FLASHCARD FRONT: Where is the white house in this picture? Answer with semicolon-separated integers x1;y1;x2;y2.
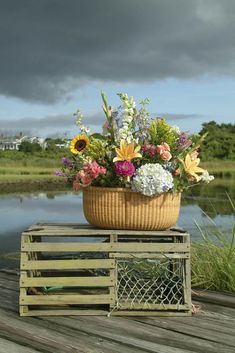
0;135;47;150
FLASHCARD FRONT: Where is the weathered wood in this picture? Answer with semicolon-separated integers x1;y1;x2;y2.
168;315;235;335
19;224;191;316
192;289;235;308
46;315;235;353
1;270;235;353
20;276;114;287
1;306;179;353
22;309;110;316
116;303;190;310
109;234;118;310
110;252;190;258
20;294;113;305
23;223;188;237
132;317;235;348
0;338;39;353
21;242;189;252
0;308;143;353
21;258;115;270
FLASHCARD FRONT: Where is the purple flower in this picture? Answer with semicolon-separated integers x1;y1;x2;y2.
176;132;192;150
61;157;72;167
115;161;135;177
54;170;65;177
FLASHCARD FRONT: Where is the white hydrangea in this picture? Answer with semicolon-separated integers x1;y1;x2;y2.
131;163;174;196
200;171;214;183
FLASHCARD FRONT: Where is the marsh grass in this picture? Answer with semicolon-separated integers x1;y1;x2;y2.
191;193;235;292
201;161;235;178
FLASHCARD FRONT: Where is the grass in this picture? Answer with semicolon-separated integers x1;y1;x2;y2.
0;166;59;183
191;193;235;292
201;161;235;177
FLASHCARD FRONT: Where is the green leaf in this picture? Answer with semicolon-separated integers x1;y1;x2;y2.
90;133;107;140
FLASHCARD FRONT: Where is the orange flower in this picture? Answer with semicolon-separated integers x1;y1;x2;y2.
113;140;142;162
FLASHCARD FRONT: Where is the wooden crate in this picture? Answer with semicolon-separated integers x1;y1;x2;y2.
19;224;191;316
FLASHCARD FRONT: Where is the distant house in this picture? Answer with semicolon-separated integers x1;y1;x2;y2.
0;135;47;150
55;141;70;149
0;136;23;150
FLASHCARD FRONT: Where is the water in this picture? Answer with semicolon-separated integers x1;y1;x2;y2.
0;181;234;268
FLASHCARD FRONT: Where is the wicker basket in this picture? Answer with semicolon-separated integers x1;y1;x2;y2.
83;187;181;230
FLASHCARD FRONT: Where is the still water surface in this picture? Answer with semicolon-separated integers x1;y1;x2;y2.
0;181;234;268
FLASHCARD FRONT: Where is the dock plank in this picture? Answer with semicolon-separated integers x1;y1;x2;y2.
0;270;235;353
56;315;235;353
0;337;40;353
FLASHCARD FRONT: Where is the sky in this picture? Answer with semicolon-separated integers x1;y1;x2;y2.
0;0;235;138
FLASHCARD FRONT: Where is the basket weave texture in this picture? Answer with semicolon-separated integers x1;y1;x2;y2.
83;187;181;230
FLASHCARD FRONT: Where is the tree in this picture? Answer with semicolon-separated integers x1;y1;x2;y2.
18;141;42;153
199;121;235;161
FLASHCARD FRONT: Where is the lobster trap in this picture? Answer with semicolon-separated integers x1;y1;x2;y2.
19;224;191;316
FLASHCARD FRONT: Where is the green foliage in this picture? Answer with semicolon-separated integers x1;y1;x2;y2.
18;141;42;153
148;119;178;148
191;194;235;292
87;138;107;162
199;121;235;161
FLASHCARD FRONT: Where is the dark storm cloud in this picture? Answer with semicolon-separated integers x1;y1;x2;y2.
1;0;235;102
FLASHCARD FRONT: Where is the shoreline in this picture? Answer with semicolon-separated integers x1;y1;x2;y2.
0;178;68;194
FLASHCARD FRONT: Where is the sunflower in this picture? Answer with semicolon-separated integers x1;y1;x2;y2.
70;135;89;154
113;140;142;162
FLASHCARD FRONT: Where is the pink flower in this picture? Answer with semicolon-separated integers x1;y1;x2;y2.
156;142;172;161
156;142;170;154
77;170;92;186
115;161;135;177
160;150;172;161
83;161;106;179
73;180;81;191
141;144;157;157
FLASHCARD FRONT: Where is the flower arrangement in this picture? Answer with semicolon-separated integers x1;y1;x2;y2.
56;92;214;196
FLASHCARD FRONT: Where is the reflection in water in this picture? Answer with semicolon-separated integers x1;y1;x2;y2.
0;180;234;268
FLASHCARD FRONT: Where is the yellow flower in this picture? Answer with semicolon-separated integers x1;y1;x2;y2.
70;135;89;154
113;140;142;162
179;153;206;182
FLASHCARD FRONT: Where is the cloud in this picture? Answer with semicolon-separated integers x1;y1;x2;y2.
159;113;201;120
1;0;235;103
0;111;203;137
0;111;104;136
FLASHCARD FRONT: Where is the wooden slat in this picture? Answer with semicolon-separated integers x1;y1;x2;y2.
23;227;188;237
111;311;191;317
21;242;189;252
110;253;189;259
109;234;118;310
21;309;109;316
22;309;191;317
117;303;190;310
20;276;113;287
21;259;115;270
20;294;113;305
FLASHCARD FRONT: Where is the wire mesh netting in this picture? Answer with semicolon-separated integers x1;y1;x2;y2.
116;257;185;309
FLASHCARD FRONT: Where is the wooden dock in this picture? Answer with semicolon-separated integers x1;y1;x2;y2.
0;269;235;353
